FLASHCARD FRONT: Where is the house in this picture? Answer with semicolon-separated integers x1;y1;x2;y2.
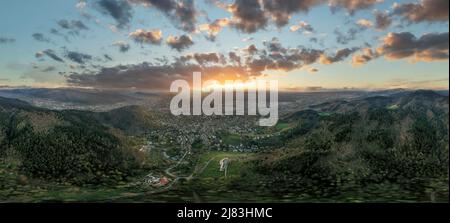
159;177;170;186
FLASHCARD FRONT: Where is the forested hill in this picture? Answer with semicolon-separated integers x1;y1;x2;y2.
245;90;449;196
0;96;155;184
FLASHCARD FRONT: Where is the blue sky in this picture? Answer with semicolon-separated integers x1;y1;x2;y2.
0;0;448;90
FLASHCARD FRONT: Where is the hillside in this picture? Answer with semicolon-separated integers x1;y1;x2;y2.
0;97;146;185
92;105;159;134
235;91;449;200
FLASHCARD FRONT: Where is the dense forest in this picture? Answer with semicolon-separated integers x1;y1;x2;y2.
0;97;153;185
235;90;449;196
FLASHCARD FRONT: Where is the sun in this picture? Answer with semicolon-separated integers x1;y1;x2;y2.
201;80;258;92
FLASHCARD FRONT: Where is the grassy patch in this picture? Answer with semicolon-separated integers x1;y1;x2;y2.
387;104;399;110
275;122;291;131
318;112;332;117
196;151;249;180
221;133;242;146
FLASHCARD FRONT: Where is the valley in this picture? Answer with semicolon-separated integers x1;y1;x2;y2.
0;88;448;202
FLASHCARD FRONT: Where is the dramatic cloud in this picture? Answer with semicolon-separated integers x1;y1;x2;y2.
264;37;287;53
393;0;449;23
0;37;15;44
290;21;315;33
32;33;51;43
65;51;93;64
374;10;392;30
377;32;449;62
67;62;250;90
245;38;345;72
129;29;163;45
66;38;364;90
173;0;197;32
198;18;230;41
35;49;65;63
224;0;384;33
57;19;89;33
262;0;324;27
130;0;176;11
352;32;449;65
180;52;222;65
352;47;378;66
228;52;241;65
97;0;133;29
228;0;268;33
166;35;194;51
244;44;258;55
320;47;359;64
113;41;131;52
131;0;198;32
356;19;373;29
334;27;359;44
329;0;384;14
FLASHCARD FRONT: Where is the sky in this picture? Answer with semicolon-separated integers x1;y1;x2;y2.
0;0;448;91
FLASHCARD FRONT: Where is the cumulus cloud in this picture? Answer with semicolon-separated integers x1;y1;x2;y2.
228;0;268;33
57;19;89;33
374;10;392;30
352;32;449;65
130;0;175;10
393;0;449;23
264;37;287;53
181;52;222;65
166;35;194;51
130;0;198;32
0;37;15;44
320;47;359;64
198;18;230;41
173;0;197;32
67;62;249;90
356;19;373;28
262;0;324;27
329;0;384;14
35;49;65;63
32;33;51;43
97;0;133;29
228;52;241;65
290;21;315;33
244;44;259;55
66;39;364;90
334;27;359;44
227;0;320;32
129;29;163;45
377;32;449;62
65;51;93;64
113;41;131;52
224;0;384;33
246;39;336;72
352;47;378;66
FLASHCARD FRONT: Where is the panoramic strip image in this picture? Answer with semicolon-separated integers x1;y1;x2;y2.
0;0;448;204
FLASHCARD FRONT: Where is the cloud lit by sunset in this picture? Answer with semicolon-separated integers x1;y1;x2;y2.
0;0;448;91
